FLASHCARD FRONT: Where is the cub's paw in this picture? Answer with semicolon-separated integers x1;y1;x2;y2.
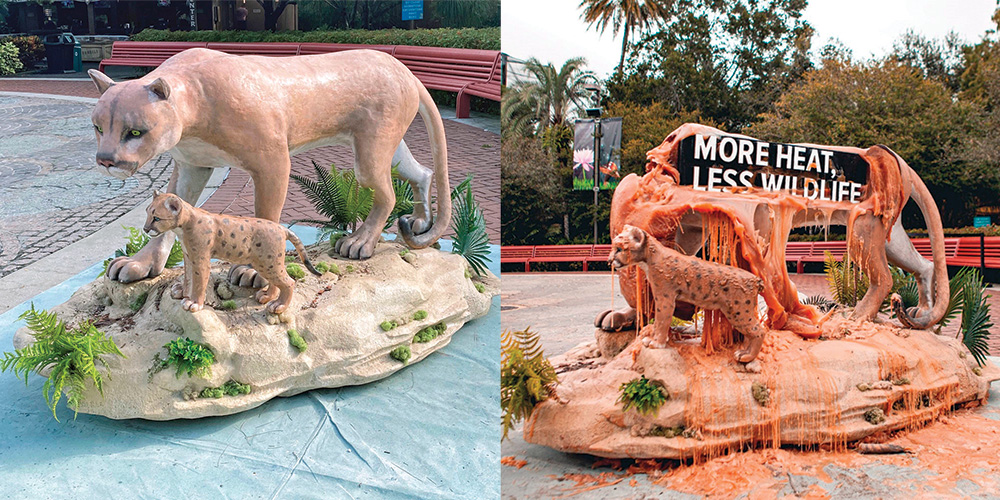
229;264;268;289
265;300;289;314
641;337;668;349
181;299;203;312
335;229;377;260
106;255;162;283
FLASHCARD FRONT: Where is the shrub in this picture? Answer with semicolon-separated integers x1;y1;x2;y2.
219;300;237;311
414;322;447;343
0;41;22;76
413;310;428;321
474;282;486;293
130;27;500;50
286;263;305;280
2;306;125;420
287;329;307;352
618;376;668;416
200;380;251;399
380;320;397;332
501;328;557;440
390;345;411;364
451;176;491;276
163;337;215;378
314;261;330;274
7;35;43;69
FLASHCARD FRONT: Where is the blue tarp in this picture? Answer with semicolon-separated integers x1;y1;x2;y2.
0;229;500;499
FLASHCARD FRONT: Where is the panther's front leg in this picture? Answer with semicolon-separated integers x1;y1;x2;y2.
643;294;677;349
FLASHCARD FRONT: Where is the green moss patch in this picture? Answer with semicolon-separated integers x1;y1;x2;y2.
287;329;307;352
390;345;411;364
200;380;252;399
413;310;428;321
286;263;306;280
618;376;667;416
864;407;886;425
752;381;770;407
414;322;447;343
380;320;398;332
219;299;238;311
474;282;486;293
314;261;330;274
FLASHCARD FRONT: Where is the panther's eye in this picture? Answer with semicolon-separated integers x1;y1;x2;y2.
152;216;160;222
94;125;103;134
129;129;143;137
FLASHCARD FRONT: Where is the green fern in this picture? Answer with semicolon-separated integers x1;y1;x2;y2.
825;253;913;313
937;267;975;333
618;375;668;416
451;176;491;276
501;328;557;441
100;226;183;278
958;268;993;367
1;305;125;420
163;337;215;378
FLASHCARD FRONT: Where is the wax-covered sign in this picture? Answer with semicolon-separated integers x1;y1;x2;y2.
677;134;869;203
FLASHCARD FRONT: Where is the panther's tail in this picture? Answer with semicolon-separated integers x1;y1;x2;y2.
285;228;321;276
398;82;451;248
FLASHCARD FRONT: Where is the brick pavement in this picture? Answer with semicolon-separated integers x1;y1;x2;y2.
0;94;172;278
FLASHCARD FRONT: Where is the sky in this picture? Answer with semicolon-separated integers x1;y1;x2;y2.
501;0;999;79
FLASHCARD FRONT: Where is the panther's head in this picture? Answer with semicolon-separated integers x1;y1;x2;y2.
609;225;648;270
143;190;185;237
89;70;183;180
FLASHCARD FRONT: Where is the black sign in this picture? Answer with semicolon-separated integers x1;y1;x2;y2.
678;134;869;203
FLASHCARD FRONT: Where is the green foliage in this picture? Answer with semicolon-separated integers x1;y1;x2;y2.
824;252;909;312
413;310;428;321
100;226;183;278
390;345;411;364
501;57;596;138
617;375;668;416
286;263;305;280
474;282;486;293
285;255;296;263
314;261;330;274
501;328;557;440
130;292;148;312
451;177;492;276
414;322;447;343
346;265;355;273
380;320;397;332
163;338;215;379
938;267;977;332
0;41;22;76
291;162;414;240
287;329;307;353
328;263;342;275
200;380;251;399
958;269;993;367
751;381;770;407
219;300;238;311
864;407;886;425
1;305;124;420
580;0;672;73
802;294;835;312
131;27;500;50
6;35;43;69
500;136;565;245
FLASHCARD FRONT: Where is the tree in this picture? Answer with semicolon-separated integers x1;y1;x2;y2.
255;0;297;31
579;0;673;74
891;29;964;93
750;59;996;227
501;57;597;139
501;136;565;245
605;0;812;131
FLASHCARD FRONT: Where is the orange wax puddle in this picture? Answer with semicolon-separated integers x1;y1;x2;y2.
512;410;1000;498
500;456;527;469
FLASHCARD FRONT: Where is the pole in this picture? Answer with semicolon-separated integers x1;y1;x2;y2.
981;233;986;278
593;117;602;245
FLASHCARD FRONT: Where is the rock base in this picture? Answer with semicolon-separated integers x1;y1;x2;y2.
13;241;497;420
524;323;1000;459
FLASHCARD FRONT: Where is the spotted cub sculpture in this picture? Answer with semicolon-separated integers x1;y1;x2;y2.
609;225;767;363
144;191;320;314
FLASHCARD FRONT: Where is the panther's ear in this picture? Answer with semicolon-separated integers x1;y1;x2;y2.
153;189;162;198
626;225;646;249
146;78;170;100
165;196;181;215
88;69;115;95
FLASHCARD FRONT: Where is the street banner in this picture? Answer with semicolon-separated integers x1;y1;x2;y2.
573;117;623;191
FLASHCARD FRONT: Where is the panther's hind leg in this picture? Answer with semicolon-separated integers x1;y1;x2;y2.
850;213;893;322
885;219;934;318
393;140;433;235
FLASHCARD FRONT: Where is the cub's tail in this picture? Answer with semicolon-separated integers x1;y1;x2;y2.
285;228;322;276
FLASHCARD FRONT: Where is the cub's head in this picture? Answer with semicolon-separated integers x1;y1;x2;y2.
144;190;185;237
609;225;649;270
89;70;183;180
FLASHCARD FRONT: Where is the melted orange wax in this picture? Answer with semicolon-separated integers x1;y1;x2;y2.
554;410;1000;499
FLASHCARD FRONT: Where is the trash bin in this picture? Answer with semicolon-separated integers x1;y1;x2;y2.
43;33;82;74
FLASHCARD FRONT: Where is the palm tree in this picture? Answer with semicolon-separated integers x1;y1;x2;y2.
502;57;597;138
579;0;673;74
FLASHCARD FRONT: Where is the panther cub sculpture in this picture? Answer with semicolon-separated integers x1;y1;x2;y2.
143;191;320;314
609;225;767;363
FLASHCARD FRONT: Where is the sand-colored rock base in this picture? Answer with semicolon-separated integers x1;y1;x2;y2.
524;322;1000;460
13;241;497;420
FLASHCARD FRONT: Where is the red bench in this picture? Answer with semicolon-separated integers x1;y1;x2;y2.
97;41;501;118
98;41;208;72
500;246;534;272
950;236;1000;268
